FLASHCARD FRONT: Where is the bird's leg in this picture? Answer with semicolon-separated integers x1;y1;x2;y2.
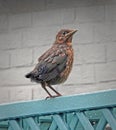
47;84;62;97
41;83;53;98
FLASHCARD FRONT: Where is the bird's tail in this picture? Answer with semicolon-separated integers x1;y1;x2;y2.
25;72;33;78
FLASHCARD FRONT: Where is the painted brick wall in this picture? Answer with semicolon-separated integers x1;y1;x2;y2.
0;0;116;103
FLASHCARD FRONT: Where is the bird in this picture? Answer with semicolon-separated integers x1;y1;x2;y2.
25;29;77;98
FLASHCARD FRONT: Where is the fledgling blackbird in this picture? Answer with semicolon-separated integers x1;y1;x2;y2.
25;29;77;98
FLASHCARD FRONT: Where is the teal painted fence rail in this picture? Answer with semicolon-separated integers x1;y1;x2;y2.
0;89;116;130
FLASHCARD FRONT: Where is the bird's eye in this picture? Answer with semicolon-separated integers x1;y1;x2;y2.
62;31;67;35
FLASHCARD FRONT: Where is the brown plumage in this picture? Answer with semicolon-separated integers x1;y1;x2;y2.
25;29;77;98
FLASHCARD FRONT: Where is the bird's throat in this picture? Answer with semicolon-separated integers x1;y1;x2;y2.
66;42;72;46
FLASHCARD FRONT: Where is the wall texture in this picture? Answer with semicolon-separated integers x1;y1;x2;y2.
0;0;116;103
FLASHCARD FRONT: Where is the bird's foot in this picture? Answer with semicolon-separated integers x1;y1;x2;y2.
45;94;62;99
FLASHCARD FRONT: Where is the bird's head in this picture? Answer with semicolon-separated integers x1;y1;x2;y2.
55;29;77;45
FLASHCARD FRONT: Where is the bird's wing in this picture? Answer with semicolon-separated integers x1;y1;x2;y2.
33;46;67;82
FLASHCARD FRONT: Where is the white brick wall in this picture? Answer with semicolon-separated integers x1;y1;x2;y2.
32;9;63;26
9;13;32;29
66;64;95;84
106;42;116;62
0;67;34;86
75;44;106;64
0;51;10;69
105;5;116;21
77;23;94;44
0;31;22;49
75;6;105;23
10;48;33;67
9;86;32;102
95;62;116;82
0;14;8;32
0;0;116;103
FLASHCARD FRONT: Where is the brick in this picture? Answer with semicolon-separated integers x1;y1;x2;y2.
0;14;8;32
57;84;97;96
33;45;50;64
95;62;116;82
94;21;116;42
76;6;105;23
9;13;32;29
0;31;22;50
10;86;32;102
22;27;60;47
106;43;116;62
66;64;95;84
0;2;9;14
32;84;50;99
0;88;10;104
74;44;106;64
104;0;116;5
93;81;116;91
31;0;46;11
10;48;33;67
0;67;34;86
93;22;113;42
6;0;46;13
32;9;63;26
94;21;116;43
105;5;116;21
110;22;116;41
0;51;10;68
73;45;80;64
58;81;116;96
22;28;39;47
76;23;94;44
61;23;77;29
63;8;75;24
46;0;78;9
46;0;99;10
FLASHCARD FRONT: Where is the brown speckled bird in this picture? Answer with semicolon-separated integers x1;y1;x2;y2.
25;29;77;98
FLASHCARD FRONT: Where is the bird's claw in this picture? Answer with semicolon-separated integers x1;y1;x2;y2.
45;94;62;99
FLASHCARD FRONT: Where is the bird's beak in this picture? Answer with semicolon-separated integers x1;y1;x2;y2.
65;29;77;37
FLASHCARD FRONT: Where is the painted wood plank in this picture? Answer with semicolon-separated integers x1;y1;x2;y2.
53;115;69;130
69;114;79;130
76;112;94;130
9;120;21;130
49;120;57;130
24;117;40;130
96;116;107;130
102;108;116;130
0;89;116;121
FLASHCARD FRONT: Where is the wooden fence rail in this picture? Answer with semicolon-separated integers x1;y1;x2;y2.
0;89;116;130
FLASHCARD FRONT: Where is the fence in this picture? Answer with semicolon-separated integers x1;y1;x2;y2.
0;89;116;130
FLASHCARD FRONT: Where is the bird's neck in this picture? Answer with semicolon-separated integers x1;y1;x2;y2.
66;42;72;47
54;41;72;47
